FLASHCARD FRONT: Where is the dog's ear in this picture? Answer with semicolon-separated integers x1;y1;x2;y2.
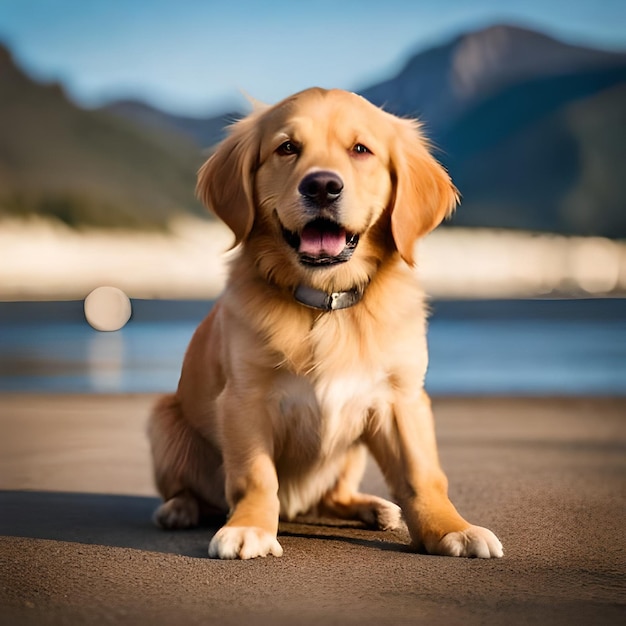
389;118;459;266
196;114;260;246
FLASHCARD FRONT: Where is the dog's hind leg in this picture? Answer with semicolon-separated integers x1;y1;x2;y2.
147;394;226;529
318;444;403;530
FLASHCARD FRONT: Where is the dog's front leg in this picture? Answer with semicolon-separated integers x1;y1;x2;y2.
208;391;283;560
368;390;503;558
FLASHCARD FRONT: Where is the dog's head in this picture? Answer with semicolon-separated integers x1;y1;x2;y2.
197;88;458;292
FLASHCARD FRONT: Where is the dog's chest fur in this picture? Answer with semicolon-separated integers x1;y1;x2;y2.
270;367;392;519
266;311;397;519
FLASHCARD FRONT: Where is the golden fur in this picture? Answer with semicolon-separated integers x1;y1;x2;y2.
148;88;503;559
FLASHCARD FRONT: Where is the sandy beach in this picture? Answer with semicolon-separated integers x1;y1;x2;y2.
1;393;624;625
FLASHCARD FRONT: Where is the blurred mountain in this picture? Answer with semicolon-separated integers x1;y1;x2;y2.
1;24;625;236
360;24;624;128
0;44;205;228
100;100;237;150
359;24;626;237
438;68;626;235
103;24;626;237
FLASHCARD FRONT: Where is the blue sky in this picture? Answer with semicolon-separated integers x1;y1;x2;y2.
1;0;624;116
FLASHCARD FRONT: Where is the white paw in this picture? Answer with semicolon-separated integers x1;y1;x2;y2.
208;526;284;560
435;525;503;559
370;499;403;531
153;496;199;529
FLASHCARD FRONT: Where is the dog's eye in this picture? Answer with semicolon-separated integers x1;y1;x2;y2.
276;141;300;156
351;143;372;156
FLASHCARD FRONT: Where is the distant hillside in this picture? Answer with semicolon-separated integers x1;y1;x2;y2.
0;45;206;229
102;24;626;238
439;67;626;235
2;24;625;236
101;100;239;150
360;24;624;131
358;24;626;237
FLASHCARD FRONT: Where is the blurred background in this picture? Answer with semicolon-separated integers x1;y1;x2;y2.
0;0;625;395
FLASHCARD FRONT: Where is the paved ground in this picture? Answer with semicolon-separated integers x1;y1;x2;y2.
1;394;625;625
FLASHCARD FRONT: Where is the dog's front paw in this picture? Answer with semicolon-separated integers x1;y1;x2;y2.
432;525;503;559
208;526;284;560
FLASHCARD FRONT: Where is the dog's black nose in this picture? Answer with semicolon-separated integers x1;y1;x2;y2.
298;171;344;206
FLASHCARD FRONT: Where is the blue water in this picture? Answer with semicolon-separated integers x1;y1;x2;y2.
0;300;625;395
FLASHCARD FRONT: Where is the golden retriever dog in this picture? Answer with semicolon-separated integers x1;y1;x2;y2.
148;87;503;560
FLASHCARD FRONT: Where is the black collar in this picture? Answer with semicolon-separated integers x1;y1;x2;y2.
294;284;364;311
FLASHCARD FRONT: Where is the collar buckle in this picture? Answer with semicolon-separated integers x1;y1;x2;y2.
294;284;363;311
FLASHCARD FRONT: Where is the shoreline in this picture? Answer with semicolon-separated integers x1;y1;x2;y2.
1;216;625;301
1;296;626;324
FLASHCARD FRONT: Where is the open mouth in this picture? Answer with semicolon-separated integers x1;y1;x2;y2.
281;218;360;267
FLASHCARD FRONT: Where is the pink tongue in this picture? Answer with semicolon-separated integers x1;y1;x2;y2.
299;223;346;257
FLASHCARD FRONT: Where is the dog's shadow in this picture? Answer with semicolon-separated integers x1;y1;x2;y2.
0;490;222;558
0;490;410;558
